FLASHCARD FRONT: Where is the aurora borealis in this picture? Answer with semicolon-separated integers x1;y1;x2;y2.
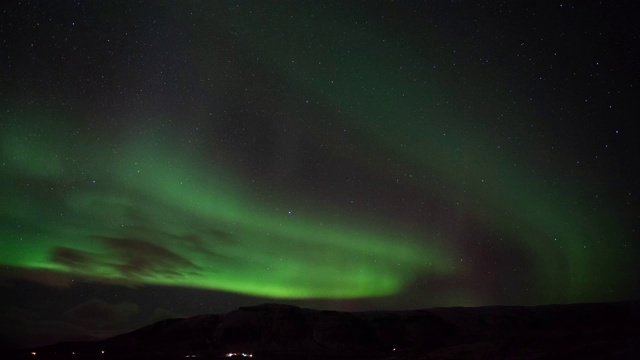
1;1;639;348
2;117;452;299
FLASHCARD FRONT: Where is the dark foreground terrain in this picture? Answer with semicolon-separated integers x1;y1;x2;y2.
5;301;640;359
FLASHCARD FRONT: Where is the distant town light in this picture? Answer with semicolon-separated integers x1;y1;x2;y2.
225;353;253;358
30;352;37;356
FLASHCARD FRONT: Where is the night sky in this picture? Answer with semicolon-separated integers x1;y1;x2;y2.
1;1;639;349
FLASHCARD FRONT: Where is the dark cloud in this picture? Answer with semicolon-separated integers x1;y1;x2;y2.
51;247;97;269
0;265;138;289
2;236;205;288
65;299;139;328
121;225;234;262
101;237;201;277
0;265;76;288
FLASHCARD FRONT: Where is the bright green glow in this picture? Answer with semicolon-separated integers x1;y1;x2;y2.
0;117;453;299
1;3;635;306
212;2;635;303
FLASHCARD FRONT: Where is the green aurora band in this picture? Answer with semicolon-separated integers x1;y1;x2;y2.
0;116;453;299
0;2;636;305
211;2;633;303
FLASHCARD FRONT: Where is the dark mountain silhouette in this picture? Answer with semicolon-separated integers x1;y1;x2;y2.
6;301;640;359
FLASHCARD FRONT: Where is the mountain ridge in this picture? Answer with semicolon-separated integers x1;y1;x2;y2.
7;300;640;359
